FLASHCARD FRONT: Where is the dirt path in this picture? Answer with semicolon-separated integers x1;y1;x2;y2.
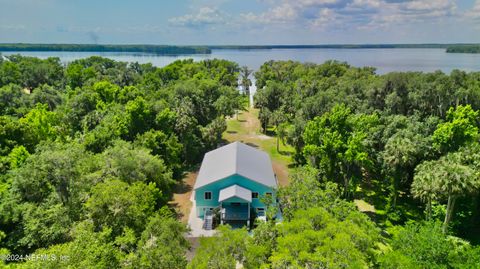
170;108;292;222
169;171;196;224
223;108;292;186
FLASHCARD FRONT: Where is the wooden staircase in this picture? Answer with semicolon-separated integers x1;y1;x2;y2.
203;210;213;230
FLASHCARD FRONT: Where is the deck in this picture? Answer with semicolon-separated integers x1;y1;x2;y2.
221;203;249;220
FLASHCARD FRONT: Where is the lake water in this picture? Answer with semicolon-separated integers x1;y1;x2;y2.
2;48;480;74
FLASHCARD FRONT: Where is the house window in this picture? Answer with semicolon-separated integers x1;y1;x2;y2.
204;192;212;200
252;192;259;199
231;202;241;206
257;208;265;216
265;192;272;197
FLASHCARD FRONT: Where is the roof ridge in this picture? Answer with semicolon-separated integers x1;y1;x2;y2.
194;141;277;189
234;141;240;176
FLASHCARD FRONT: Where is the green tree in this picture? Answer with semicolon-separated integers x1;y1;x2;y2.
85;179;160;237
412;152;480;233
411;160;438;220
379;221;461;268
240;66;252;97
0;84;24;115
382;130;427;208
134;130;183;176
276;122;289;154
19;103;58;144
132;214;189;269
213;90;244;119
18;221;122;269
303;104;373;197
92;81;120;103
17;200;72;250
29;84;63;111
102;141;174;195
271;110;287;152
244;221;277;269
82;106;129;153
188;226;248;269
11;142;95;206
0;61;21;86
124;96;153;140
270;207;378;268
432;105;479;154
200;117;227;150
7;145;30;169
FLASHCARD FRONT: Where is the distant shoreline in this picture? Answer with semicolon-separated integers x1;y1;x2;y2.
2;43;480;55
209;44;477;50
0;44;211;55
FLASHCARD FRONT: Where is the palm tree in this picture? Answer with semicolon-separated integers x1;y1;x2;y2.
276;122;289;153
383;133;418;208
411;161;438;220
271;110;287;152
437;155;476;233
240;66;252;97
412;153;480;233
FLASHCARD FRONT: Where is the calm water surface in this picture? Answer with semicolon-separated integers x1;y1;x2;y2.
3;48;480;74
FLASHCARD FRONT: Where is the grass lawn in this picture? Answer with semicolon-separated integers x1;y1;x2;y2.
223;108;293;186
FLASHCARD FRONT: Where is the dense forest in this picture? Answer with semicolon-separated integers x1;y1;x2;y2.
0;44;211;55
0;54;244;268
1;54;480;268
192;61;480;268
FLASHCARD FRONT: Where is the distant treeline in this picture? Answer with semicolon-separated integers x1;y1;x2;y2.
3;43;480;54
0;43;211;55
446;45;480;54
209;44;471;50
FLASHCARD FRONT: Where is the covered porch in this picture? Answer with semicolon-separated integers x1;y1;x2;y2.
219;185;252;227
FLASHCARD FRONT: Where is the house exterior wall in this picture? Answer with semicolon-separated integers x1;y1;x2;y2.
195;174;276;218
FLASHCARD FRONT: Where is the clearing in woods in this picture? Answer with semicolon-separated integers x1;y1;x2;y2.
169;108;293;223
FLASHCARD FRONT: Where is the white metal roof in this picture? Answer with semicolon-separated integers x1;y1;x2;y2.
218;185;252;202
194;141;277;189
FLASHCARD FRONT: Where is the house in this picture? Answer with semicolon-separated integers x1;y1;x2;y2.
194;141;277;227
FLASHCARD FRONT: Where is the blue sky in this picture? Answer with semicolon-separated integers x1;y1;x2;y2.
0;0;479;44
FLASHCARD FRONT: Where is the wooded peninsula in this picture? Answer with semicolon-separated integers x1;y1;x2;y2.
446;45;480;53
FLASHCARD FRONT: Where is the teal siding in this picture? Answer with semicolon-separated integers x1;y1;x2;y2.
195;174;276;218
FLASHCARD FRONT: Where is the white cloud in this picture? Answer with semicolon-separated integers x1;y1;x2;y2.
351;0;381;7
241;3;298;24
240;0;343;25
240;0;458;31
404;0;455;11
296;0;344;6
169;7;226;28
311;8;341;28
465;0;480;20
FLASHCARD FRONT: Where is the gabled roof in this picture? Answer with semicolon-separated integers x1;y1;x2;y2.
194;141;277;189
218;185;252;202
